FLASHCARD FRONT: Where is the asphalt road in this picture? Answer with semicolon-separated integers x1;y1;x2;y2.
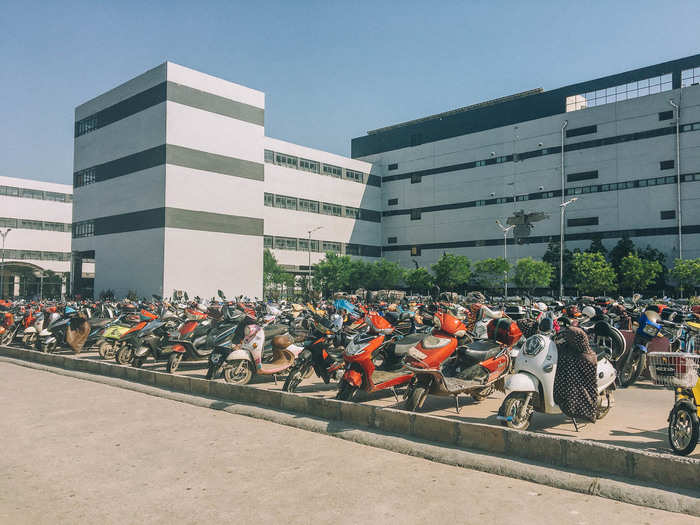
0;362;695;525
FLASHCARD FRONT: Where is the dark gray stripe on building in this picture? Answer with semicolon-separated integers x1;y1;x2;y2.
75;81;263;137
93;207;263;237
166;144;263;181
383;224;700;253
74;144;263;187
166;82;264;126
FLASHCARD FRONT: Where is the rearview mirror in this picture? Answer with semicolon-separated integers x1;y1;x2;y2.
218;290;225;299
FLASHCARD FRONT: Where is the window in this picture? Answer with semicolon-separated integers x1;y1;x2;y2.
659;110;674;121
681;67;700;88
660;210;676;220
568;170;598;182
75;116;98;137
0;186;19;197
345;244;360;256
275;194;297;210
567;217;599;227
264;149;275;163
274;236;297;250
298;238;319;252
322;241;341;253
264;236;273;248
264;193;274;206
410;246;421;256
298;199;319;214
660;160;675;170
566;74;672;112
72;220;95;238
387;198;398;206
410;209;421;221
20;219;43;230
410;174;422;184
322;163;343;178
345;169;364;183
344;206;359;218
566;125;597;138
299;158;320;173
475;160;486;167
20;188;43;200
275;153;298;169
0;218;17;228
388;163;398;171
495;156;507;163
321;203;342;216
387;237;397;244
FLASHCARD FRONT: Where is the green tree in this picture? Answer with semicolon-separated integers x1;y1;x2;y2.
263;249;284;296
404;267;434;294
513;258;553;294
638;245;667;293
619;253;662;293
586;235;608;258
347;259;369;291
609;235;636;272
670;258;700;296
366;259;405;290
471;258;510;294
312;253;352;295
542;239;573;292
431;253;471;292
571;252;617;295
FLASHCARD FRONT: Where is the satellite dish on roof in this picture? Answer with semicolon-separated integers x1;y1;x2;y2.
507;210;549;243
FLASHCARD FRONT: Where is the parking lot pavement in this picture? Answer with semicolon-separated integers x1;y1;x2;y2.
63;345;697;458
0;362;696;525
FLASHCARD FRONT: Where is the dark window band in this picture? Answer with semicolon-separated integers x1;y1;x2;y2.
75;81;264;137
382;224;700;253
74;144;263;187
75;208;264;237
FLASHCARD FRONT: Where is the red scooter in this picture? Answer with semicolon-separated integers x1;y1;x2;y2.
335;306;465;402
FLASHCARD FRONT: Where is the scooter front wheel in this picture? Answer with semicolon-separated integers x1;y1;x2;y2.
404;385;428;412
668;402;699;456
98;339;115;359
115;345;133;365
283;362;310;393
223;360;253;385
499;393;533;430
618;351;645;388
596;388;614;420
336;380;358;401
167;353;183;373
41;340;57;354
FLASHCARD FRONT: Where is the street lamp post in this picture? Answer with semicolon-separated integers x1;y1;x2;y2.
0;228;11;300
496;220;515;299
559;197;578;299
307;226;322;300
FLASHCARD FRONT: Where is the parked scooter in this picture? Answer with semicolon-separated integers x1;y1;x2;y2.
499;316;617;430
403;317;522;411
22;309;45;349
125;305;182;367
114;308;158;364
617;308;664;387
37;306;80;353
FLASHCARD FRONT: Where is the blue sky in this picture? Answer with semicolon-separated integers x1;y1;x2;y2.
2;0;699;184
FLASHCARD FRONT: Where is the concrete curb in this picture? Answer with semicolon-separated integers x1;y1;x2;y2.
1;346;699;516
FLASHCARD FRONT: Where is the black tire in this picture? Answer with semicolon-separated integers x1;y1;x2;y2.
498;392;533;430
42;340;57;354
223;360;253;385
98;339;115;359
336;380;358;401
472;385;494;402
167;353;183;374
115;345;133;365
404;385;428;412
668;402;699;456
597;388;613;420
283;362;310;393
132;356;145;368
619;350;645;388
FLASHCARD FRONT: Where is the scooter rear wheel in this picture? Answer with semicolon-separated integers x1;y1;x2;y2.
41;340;57;354
98;340;115;359
471;385;494;402
404;386;428;412
167;353;183;374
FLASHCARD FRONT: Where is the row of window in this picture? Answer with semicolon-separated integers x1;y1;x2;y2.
72;221;95;238
566;74;673;112
0;185;72;203
382;121;700;183
74;168;97;187
390;171;698;220
263;235;381;257
75;116;99;137
263;192;380;222
682;67;700;88
0;217;71;232
2;249;71;261
264;149;369;185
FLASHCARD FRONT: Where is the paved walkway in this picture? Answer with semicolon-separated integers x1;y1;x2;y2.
0;362;695;525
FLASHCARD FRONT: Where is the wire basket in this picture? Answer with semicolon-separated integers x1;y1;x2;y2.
647;352;700;389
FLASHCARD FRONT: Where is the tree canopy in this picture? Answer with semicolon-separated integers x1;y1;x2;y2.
513;257;553;294
670;258;700;295
619;253;662;292
571;252;617;295
471;258;510;293
404;267;434;294
431;253;471;292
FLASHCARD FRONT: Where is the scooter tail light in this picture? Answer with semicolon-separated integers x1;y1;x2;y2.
172;344;186;353
344;369;362;387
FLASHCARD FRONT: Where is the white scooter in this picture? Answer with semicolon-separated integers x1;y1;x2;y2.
498;316;617;431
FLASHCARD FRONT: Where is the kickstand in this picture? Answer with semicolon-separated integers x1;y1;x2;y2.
273;374;278;385
454;395;460;414
391;387;400;405
572;417;579;432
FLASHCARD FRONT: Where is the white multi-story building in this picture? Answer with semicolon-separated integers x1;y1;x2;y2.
0;176;73;298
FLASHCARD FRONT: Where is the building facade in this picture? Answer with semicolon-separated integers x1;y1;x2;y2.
0;176;74;298
353;55;700;270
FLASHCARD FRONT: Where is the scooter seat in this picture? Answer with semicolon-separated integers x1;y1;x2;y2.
460;340;502;362
88;318;112;328
421;335;452;350
394;333;426;355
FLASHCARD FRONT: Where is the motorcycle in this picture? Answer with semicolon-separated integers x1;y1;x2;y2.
21;309;45;349
403;316;522;412
114;308;158;364
617;309;664;387
499;316;617;431
125;306;182;367
37;306;80;353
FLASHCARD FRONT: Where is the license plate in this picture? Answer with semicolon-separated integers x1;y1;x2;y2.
643;325;658;337
655;364;675;376
408;347;427;360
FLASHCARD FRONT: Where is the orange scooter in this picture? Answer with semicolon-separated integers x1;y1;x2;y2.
336;305;465;402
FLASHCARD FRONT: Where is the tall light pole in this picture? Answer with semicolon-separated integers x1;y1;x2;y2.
307;226;322;300
559;197;578;299
496;220;515;299
0;228;11;300
669;99;682;260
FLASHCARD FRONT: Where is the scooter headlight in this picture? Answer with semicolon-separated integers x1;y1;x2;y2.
523;335;545;357
344;340;366;356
